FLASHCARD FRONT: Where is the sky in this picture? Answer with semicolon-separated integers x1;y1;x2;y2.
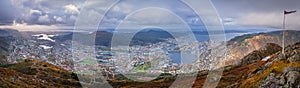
0;0;299;32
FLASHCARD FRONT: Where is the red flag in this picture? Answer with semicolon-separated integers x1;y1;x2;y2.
284;10;297;15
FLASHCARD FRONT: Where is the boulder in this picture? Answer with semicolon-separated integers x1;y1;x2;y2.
287;50;300;62
286;71;300;87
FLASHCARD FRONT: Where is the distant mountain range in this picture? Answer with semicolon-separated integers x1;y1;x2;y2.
54;29;178;46
54;28;246;46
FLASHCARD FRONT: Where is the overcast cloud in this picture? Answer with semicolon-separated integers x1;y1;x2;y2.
213;0;300;29
0;0;299;31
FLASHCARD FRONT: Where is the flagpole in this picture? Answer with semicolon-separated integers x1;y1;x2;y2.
282;11;286;54
282;10;296;55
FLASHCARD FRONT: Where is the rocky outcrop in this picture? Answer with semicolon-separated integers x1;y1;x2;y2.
257;43;300;88
239;43;281;66
259;66;300;88
215;42;300;88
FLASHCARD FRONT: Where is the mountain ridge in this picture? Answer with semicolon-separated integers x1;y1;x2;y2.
225;30;300;65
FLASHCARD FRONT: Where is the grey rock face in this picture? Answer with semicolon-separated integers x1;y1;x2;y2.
287;50;300;62
278;76;285;86
283;66;300;74
259;66;300;88
259;73;277;88
286;71;300;87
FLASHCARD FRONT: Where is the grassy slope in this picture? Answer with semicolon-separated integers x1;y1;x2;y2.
0;59;81;87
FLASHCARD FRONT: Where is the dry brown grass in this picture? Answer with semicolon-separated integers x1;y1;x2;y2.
239;60;300;88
